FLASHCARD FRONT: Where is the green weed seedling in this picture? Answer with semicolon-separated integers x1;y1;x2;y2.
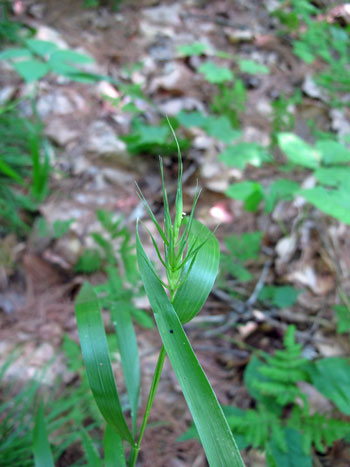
224;133;350;224
176;110;241;145
0;1;28;44
198;60;246;128
180;325;350;466
0;104;50;235
273;1;350;103
74;127;245;466
270;92;301;146
182;44;269;128
0;38;96;84
122;117;190;156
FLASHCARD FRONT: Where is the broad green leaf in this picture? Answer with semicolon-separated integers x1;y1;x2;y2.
225;181;264;212
238;59;269;75
199;61;234;83
264;179;300;213
176;112;240;143
173;219;219;324
259;286;300;308
306;357;350;415
278;133;320;169
75;283;134;444
0;48;32;60
32;403;54;467
25;39;58;57
316;140;350;165
177;42;209;56
50;49;93;64
48;49;94;76
204;115;241;143
219;142;271;169
314;167;350;187
221;259;252;282
108;267;140;436
136;227;244;467
104;424;126;467
177;111;208;128
225;231;262;262
122;120;185;155
52;219;74;238
132;123;169;145
298;186;350;224
334;305;350;334
12;59;49;83
267;428;312;467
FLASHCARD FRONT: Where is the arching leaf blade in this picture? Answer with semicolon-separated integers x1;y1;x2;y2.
109;293;140;435
136;228;244;467
75;282;134;444
173;219;220;323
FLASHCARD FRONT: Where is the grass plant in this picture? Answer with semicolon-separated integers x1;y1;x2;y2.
0;103;50;235
74;124;245;466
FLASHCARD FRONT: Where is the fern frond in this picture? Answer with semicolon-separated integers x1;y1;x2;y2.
288;406;350;454
227;406;285;451
255;325;309;406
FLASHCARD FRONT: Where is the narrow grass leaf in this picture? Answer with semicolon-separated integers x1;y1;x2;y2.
75;282;134;444
32;402;54;467
81;429;102;467
136;182;168;244
159;157;172;239
104;424;126;467
136;228;244;466
173;219;219;324
0;159;24;183
167;118;183;237
108;269;140;436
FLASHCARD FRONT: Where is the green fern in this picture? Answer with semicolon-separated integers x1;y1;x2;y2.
74;248;103;274
180;325;350;464
228;406;287;452
254;325;309;406
288;405;350;454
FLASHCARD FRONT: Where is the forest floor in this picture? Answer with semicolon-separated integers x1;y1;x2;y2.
1;1;350;466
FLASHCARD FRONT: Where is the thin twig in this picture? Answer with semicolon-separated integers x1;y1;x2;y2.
246;259;272;307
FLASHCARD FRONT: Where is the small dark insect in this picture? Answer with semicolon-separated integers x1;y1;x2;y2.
169;329;174;334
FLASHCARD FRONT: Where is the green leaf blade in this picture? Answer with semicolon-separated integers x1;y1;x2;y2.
136;228;244;466
173;219;219;324
278;133;320;169
12;59;49;83
298;186;350;224
306;357;350;415
109;270;140;436
75;282;134;444
104;424;126;467
32;403;54;467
